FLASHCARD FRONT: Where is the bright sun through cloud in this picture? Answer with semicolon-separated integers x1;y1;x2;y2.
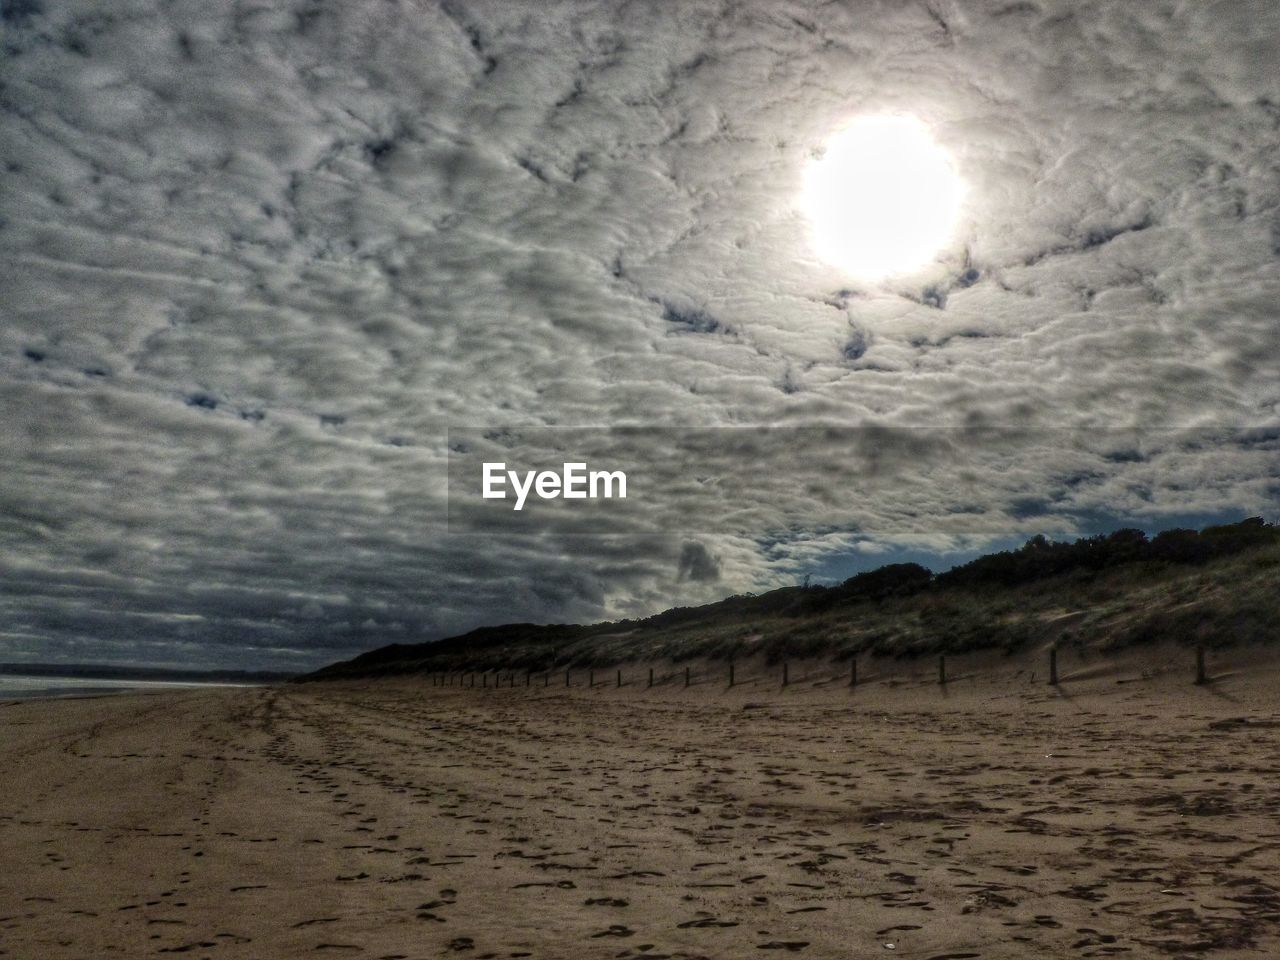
802;115;965;281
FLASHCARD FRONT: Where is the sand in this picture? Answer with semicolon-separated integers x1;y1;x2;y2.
3;645;1280;959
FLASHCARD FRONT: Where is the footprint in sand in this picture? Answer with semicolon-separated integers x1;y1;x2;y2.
590;924;635;937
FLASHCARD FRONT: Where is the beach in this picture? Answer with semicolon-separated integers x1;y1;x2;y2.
3;646;1279;959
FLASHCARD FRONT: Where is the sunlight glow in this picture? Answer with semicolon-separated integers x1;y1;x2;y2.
802;115;964;280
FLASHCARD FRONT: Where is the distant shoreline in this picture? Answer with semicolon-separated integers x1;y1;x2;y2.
0;662;295;684
0;673;271;703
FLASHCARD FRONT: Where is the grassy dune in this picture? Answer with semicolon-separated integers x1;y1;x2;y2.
303;519;1280;680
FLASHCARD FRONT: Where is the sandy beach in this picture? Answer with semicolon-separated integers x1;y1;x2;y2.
3;646;1280;959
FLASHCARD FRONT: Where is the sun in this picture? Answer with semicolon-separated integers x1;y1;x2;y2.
801;115;964;281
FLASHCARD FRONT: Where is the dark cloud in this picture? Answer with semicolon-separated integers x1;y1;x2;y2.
677;541;722;583
1;0;1278;670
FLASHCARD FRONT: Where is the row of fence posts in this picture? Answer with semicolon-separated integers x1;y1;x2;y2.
425;645;1213;690
427;658;861;690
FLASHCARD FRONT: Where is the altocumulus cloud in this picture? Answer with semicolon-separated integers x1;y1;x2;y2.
1;0;1278;670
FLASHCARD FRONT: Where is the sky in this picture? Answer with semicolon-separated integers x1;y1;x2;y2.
2;0;1279;671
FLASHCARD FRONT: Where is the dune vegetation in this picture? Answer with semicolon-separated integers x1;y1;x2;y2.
303;518;1280;681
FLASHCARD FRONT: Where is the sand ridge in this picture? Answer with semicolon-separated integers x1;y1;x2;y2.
2;646;1280;958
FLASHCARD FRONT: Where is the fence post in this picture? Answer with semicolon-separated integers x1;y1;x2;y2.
648;667;654;688
728;660;735;688
685;665;691;688
616;669;622;688
938;655;946;685
1195;646;1207;685
782;660;789;687
565;669;570;688
850;658;857;687
589;668;594;688
1049;646;1059;686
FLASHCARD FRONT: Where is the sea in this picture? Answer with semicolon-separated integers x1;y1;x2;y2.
0;674;256;701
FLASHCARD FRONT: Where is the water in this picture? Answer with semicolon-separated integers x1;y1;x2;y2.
0;674;255;701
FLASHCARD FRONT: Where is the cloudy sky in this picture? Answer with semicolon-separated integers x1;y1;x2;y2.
3;0;1279;671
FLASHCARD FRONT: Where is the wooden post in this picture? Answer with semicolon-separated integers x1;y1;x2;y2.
1049;647;1059;686
544;671;549;687
648;667;654;688
589;668;594;688
469;673;474;688
685;665;691;688
616;669;622;689
482;672;487;688
728;660;735;688
782;660;789;687
850;658;857;687
938;655;946;685
1195;646;1206;685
